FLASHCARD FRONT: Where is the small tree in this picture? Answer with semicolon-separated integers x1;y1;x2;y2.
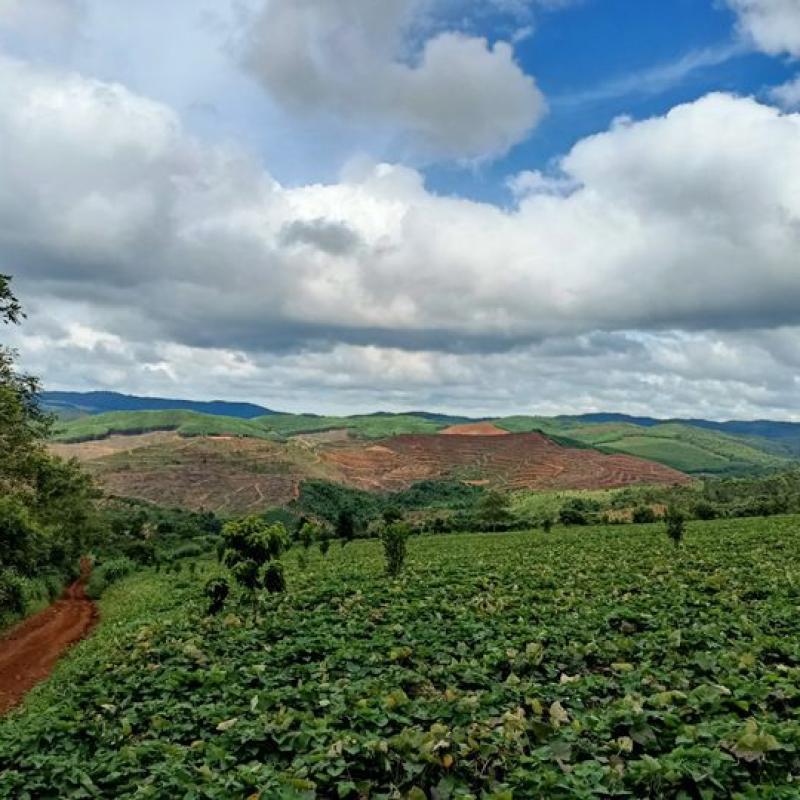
632;505;657;524
665;506;685;546
204;577;229;615
319;528;331;557
221;517;288;611
382;506;403;525
477;491;513;532
382;522;410;577
336;508;356;546
298;520;318;550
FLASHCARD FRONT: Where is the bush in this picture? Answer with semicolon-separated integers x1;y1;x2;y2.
693;502;718;521
665;507;685;546
221;517;288;603
86;557;136;600
0;569;26;616
381;523;410;577
632;506;657;524
204;577;229;615
169;542;205;560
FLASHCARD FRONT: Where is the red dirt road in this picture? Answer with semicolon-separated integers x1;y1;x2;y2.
0;569;97;714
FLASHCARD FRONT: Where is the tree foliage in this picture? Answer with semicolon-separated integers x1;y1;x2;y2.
221;516;288;604
0;276;101;620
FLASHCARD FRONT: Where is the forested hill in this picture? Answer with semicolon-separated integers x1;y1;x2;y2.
40;391;276;420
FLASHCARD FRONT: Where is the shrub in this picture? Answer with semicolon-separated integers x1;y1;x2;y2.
632;506;657;524
693;502;718;521
542;518;553;534
319;533;331;557
0;569;26;616
382;522;411;578
221;517;288;603
86;557;136;599
204;577;229;615
264;563;286;594
169;542;205;561
665;506;685;546
336;509;356;546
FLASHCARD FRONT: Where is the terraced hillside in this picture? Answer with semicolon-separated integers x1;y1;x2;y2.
51;427;690;512
321;431;691;492
53;433;336;514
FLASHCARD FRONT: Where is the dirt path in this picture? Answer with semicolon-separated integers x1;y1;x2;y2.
0;567;97;714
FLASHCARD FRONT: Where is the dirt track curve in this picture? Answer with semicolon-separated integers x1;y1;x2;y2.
0;567;97;714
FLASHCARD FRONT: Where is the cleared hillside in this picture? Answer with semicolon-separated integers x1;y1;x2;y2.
51;429;690;513
320;432;690;492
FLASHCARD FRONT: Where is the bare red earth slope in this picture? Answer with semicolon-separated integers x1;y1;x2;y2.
321;431;691;492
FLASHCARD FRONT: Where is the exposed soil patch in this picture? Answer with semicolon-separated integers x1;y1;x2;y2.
0;565;97;715
322;432;691;492
440;422;510;436
49;431;180;462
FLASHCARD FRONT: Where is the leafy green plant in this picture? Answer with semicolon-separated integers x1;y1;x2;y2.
381;522;410;577
86;557;136;599
632;505;657;523
665;505;685;545
203;577;229;615
6;517;800;798
336;508;356;546
221;516;288;606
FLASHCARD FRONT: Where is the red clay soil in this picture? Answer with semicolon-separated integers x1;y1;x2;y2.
440;422;510;436
0;565;97;715
322;431;692;492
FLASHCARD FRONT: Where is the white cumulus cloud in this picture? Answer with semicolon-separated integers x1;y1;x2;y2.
238;0;546;161
727;0;800;56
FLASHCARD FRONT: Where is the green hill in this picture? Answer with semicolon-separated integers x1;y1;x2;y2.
51;410;278;443
52;410;447;443
494;417;790;475
254;413;445;438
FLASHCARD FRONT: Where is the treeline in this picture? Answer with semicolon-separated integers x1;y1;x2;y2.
86;499;223;599
549;470;800;528
0;277;102;622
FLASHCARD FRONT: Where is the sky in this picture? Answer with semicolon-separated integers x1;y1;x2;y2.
2;0;800;419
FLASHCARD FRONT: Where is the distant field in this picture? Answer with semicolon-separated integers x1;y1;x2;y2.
4;517;800;797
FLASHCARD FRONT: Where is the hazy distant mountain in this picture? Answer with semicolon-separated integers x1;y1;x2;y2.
40;391;276;420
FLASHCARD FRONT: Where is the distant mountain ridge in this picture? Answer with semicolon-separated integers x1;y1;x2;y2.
40;390;276;419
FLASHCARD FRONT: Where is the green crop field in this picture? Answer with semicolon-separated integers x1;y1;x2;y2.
2;517;799;798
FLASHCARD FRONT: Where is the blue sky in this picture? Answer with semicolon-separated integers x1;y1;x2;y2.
3;0;800;418
428;0;797;202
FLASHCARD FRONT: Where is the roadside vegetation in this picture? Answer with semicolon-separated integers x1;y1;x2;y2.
0;277;102;626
